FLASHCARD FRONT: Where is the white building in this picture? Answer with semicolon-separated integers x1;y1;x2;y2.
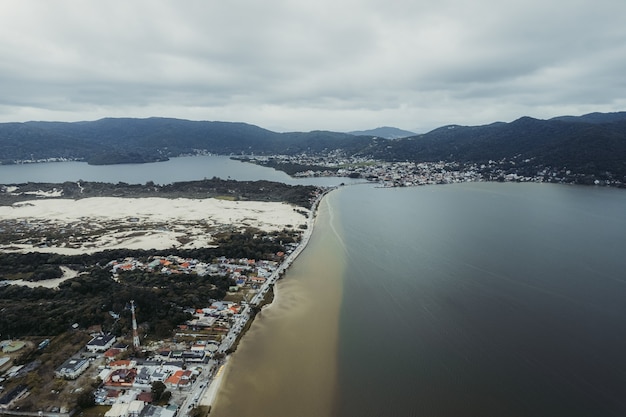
104;400;145;417
86;334;116;353
55;358;89;379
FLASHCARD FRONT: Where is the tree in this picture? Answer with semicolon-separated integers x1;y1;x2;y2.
151;381;166;402
76;390;95;409
161;390;172;403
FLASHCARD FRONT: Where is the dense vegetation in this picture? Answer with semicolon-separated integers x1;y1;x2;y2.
85;150;169;165
348;126;416;139
0;229;298;338
235;157;340;176
0;178;320;207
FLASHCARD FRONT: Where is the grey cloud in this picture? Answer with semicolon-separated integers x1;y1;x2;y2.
0;0;625;132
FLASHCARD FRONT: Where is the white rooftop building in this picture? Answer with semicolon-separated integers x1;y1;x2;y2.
86;334;117;353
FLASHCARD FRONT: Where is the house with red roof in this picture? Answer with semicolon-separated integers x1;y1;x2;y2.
103;348;121;362
165;369;193;388
109;360;136;370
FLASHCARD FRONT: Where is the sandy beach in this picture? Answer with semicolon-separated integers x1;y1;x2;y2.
0;197;308;254
207;191;344;417
195;191;326;409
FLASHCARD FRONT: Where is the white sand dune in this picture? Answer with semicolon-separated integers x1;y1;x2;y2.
0;197;308;254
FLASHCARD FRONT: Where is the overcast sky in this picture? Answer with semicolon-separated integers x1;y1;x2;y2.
1;0;625;132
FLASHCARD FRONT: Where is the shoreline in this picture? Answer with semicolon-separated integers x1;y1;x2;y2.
198;187;333;410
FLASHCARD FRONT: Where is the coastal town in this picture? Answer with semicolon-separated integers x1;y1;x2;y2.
0;187;323;417
0;253;298;415
244;153;623;187
7;148;624;189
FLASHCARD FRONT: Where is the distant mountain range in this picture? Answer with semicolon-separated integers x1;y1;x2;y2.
348;126;416;139
0;118;370;165
1;112;625;183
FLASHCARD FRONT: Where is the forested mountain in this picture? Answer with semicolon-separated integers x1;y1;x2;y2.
1;113;625;180
348;126;416;139
355;113;626;180
0;118;371;164
550;112;626;124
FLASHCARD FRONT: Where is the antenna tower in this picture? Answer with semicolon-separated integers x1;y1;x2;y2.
131;300;140;349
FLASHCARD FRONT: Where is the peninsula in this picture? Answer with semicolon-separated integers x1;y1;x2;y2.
0;179;326;416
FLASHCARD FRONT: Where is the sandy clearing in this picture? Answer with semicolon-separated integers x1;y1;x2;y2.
0;197;308;254
4;197;306;226
4;266;80;288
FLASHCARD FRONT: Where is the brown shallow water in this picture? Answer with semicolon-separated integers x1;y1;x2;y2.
210;193;345;417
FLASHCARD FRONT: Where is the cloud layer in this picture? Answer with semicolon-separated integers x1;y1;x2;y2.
1;0;625;132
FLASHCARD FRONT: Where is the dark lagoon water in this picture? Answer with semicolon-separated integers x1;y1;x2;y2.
212;181;626;417
331;182;626;417
0;155;359;187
